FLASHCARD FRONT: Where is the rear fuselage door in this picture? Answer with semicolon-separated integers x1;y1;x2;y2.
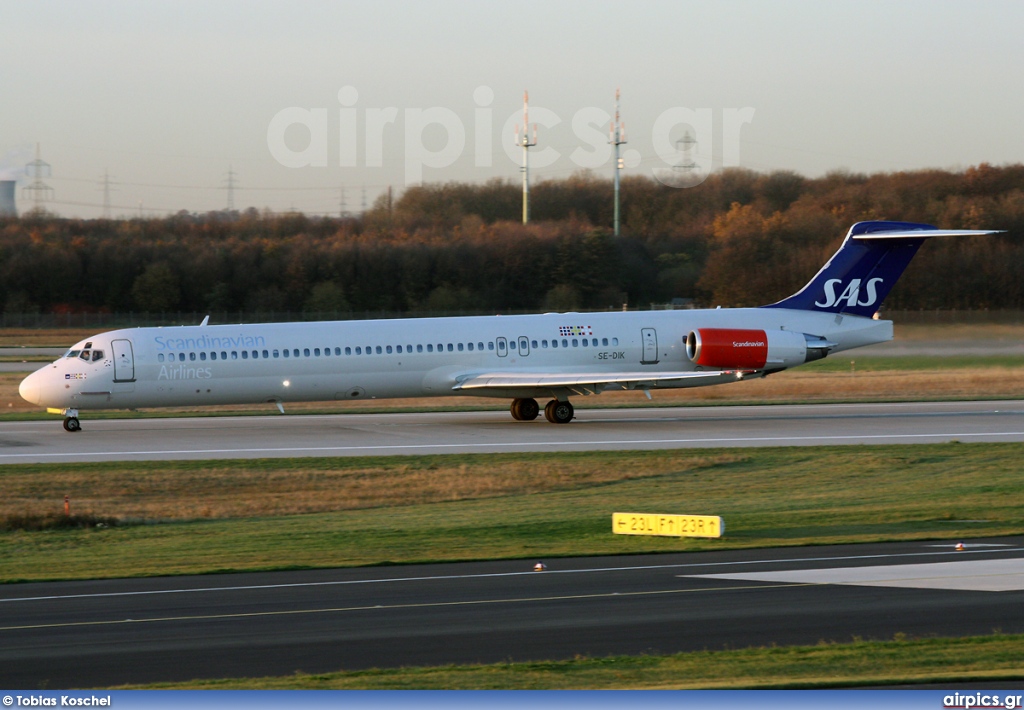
112;339;136;382
497;337;508;357
518;336;530;356
641;328;658;365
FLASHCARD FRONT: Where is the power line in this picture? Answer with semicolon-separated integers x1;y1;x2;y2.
223;166;238;210
97;169;117;219
22;143;54;214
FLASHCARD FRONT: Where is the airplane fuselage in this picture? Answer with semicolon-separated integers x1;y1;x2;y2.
20;307;890;413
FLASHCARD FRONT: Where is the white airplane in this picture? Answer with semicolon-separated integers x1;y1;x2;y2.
19;221;997;432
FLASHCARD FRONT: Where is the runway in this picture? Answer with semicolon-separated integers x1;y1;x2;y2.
2;400;1024;463
2;537;1022;687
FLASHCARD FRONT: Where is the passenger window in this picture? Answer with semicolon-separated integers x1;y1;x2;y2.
200;352;207;361
562;339;568;347
304;348;310;357
211;352;217;360
292;349;299;357
335;347;341;356
572;339;578;347
252;350;259;359
375;346;382;354
242;351;249;359
355;347;362;355
447;343;453;352
602;338;608;346
231;351;238;360
417;344;423;353
467;343;473;351
458;343;464;352
581;339;588;347
542;340;548;348
314;348;321;356
345;347;351;355
386;345;393;354
427;344;433;353
272;350;279;358
488;342;494;351
179;353;186;362
407;344;413;352
221;351;227;360
396;345;403;354
283;349;290;358
552;340;558;348
531;340;538;349
612;337;618;346
158;353;165;362
189;352;195;361
262;350;269;358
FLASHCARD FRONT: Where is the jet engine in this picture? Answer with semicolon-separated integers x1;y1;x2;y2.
685;328;834;370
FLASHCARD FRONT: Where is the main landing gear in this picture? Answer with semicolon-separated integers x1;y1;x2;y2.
544;399;574;424
510;398;574;423
512;395;577;424
510;398;540;421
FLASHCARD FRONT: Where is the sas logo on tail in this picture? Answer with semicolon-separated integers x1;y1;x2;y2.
815;278;883;308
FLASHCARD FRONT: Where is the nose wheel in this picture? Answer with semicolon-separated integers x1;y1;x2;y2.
63;417;81;432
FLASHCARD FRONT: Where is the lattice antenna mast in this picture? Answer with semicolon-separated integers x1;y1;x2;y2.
609;88;627;236
98;169;117;219
23;143;54;214
223;165;238;211
514;91;538;224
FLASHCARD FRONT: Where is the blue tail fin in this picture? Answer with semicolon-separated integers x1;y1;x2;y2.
763;221;996;318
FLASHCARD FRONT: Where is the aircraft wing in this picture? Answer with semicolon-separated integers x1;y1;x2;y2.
453;370;744;391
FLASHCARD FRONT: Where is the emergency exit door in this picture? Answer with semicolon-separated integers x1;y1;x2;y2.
640;328;658;365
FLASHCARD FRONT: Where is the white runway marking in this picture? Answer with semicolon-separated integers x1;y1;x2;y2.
690;558;1024;592
2;430;1024;461
4;546;1023;604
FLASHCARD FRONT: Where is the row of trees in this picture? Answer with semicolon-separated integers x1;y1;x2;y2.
2;163;1023;316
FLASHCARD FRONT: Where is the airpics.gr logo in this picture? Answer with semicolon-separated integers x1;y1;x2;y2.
815;277;884;309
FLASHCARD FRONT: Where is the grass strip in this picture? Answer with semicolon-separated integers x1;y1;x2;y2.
2;443;1023;583
114;634;1024;689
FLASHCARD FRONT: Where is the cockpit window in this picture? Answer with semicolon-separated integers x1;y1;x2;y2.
65;350;82;358
79;350;91;361
91;350;104;361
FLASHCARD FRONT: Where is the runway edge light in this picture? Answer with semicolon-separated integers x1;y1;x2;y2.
612;512;724;538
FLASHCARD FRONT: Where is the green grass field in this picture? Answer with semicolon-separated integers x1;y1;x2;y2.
3;443;1023;583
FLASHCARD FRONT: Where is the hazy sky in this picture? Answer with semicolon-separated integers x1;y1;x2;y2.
2;0;1022;218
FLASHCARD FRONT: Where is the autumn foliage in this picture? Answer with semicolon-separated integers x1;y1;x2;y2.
2;164;1022;316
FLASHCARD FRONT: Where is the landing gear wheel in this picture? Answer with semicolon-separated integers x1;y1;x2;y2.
544;399;574;424
63;417;81;432
510;398;540;421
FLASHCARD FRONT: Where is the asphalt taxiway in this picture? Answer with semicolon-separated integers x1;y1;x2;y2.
2;537;1022;687
2;400;1024;463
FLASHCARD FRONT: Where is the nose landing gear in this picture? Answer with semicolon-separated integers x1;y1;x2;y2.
59;408;82;432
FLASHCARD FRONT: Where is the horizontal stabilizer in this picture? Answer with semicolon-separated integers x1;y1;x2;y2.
853;229;1002;240
454;370;739;391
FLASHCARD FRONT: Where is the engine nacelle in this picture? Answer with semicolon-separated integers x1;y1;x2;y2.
685;328;833;370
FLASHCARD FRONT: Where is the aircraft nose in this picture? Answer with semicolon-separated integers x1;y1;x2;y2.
19;370;44;405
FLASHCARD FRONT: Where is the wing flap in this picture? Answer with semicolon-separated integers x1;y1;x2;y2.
453;370;743;390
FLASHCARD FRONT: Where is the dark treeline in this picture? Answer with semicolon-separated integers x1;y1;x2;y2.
3;163;1024;316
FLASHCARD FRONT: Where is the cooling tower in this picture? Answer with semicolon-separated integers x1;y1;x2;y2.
0;180;15;216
